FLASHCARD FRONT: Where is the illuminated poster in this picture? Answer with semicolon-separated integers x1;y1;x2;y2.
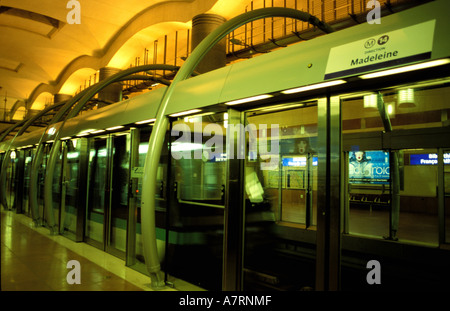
349;150;390;184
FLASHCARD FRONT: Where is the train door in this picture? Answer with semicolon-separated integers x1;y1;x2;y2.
60;138;87;241
37;144;51;224
22;148;34;217
126;126;168;277
165;112;228;290
85;132;130;259
5;150;17;210
242;101;319;290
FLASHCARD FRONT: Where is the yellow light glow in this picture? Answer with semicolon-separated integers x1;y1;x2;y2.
360;59;450;79
169;109;202;117
281;80;347;94
225;94;273;106
106;126;125;131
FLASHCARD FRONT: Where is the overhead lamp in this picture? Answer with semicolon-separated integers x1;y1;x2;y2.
363;94;378;110
281;80;347;94
398;88;416;108
169;109;202;117
106;125;124;131
359;58;450;79
91;129;106;134
225;94;273;106
135;118;156;125
61;137;72;140
47;127;57;135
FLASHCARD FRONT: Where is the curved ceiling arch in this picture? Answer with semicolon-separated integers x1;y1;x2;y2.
22;0;218;111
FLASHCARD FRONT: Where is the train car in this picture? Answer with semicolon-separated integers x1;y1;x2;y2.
1;0;450;291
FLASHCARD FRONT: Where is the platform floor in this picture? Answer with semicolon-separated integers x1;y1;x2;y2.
0;210;175;291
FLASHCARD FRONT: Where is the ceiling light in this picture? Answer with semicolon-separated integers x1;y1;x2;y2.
225;94;273;106
47;127;57;135
398;88;416;108
169;109;202;117
106;126;124;131
363;94;378;110
91;129;106;134
135;118;156;125
359;58;450;79
281;80;347;94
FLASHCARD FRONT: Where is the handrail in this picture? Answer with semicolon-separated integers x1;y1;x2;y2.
140;7;334;289
42;65;179;233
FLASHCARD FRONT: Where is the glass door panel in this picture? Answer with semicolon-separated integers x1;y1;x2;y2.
243;103;318;290
167;112;227;290
22;149;34;216
85;137;108;246
60;138;81;240
106;133;130;255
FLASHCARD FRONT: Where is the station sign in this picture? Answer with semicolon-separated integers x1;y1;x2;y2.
324;19;436;79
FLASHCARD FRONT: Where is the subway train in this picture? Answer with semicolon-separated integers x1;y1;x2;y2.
2;0;450;291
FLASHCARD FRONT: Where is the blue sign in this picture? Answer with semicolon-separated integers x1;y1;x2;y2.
282;156;318;167
410;153;450;165
349;150;390;184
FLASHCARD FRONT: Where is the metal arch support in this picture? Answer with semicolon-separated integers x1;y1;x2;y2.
0;101;67;211
140;7;334;289
42;64;179;234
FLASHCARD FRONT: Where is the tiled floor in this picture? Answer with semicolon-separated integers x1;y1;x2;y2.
1;210;174;291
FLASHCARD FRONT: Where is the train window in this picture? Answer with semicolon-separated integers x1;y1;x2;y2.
60;138;81;240
342;77;450;244
245;104;318;227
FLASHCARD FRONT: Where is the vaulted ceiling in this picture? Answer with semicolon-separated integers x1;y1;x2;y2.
0;0;251;120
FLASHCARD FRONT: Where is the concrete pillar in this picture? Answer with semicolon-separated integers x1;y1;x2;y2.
98;67;122;106
191;13;227;74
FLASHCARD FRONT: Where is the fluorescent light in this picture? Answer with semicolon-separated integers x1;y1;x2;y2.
91;129;106;134
360;58;450;79
106;125;124;131
225;94;273;106
169;109;202;117
76;132;90;137
61;137;72;140
281;80;347;94
135;118;156;124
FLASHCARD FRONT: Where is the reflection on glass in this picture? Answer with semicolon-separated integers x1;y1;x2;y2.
167;113;226;290
60;139;80;240
396;149;439;245
244;105;318;290
347;150;390;238
86;138;107;244
22;153;33;216
109;134;130;252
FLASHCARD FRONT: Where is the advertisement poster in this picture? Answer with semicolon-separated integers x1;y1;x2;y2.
349;150;390;184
